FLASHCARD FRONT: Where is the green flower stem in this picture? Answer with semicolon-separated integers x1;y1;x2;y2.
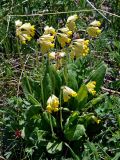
60;90;63;130
63;58;68;85
35;43;39;66
49;113;56;138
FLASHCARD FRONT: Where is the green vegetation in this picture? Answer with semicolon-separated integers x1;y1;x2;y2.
0;0;120;160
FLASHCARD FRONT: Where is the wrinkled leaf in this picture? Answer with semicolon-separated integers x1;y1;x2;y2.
77;84;88;108
46;141;63;154
64;124;86;141
88;62;107;92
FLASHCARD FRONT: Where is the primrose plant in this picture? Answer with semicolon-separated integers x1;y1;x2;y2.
3;15;107;159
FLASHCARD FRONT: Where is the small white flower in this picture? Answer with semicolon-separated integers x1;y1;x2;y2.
15;20;22;27
49;52;56;59
90;20;101;27
62;86;77;102
67;14;78;23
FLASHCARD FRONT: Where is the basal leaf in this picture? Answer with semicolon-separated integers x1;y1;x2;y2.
46;141;63;154
77;84;88;108
64;124;86;141
88;62;107;92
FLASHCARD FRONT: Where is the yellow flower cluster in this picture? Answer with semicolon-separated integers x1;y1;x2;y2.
58;27;72;36
62;86;77;102
15;20;35;44
87;20;101;37
44;26;56;36
57;15;78;47
46;86;77;113
71;39;89;58
86;81;96;95
37;34;55;53
37;26;56;53
46;95;59;113
66;14;78;32
57;33;71;48
57;27;72;48
46;81;96;113
15;15;79;50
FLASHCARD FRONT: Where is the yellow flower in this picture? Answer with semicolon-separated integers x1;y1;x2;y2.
86;81;96;95
15;21;35;44
46;95;59;113
67;14;78;23
62;86;77;102
58;52;66;58
66;14;78;32
44;26;56;36
57;33;71;48
87;27;101;37
87;20;101;37
90;20;101;27
19;34;32;44
70;39;89;58
59;27;72;37
20;23;35;36
46;105;52;113
37;34;54;53
92;116;101;124
49;52;56;59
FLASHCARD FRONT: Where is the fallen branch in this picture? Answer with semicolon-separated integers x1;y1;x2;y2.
101;87;120;95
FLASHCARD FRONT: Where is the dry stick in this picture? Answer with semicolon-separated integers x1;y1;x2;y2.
86;0;111;22
0;156;6;160
101;87;120;95
99;9;120;18
17;54;30;98
6;9;120;21
6;9;119;18
8;9;94;17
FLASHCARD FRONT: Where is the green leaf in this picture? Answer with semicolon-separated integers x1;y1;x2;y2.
65;111;79;128
42;112;57;127
64;142;80;160
64;124;86;141
91;93;108;105
22;76;41;100
26;105;41;120
42;73;52;103
67;69;78;90
108;80;120;90
88;62;107;92
46;141;63;154
36;129;47;142
29;128;48;145
4;151;12;159
77;84;88;107
25;148;34;156
86;141;99;160
112;152;120;160
27;94;40;106
84;93;108;109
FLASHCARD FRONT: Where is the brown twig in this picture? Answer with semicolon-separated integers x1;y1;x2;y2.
102;87;120;95
7;9;120;19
